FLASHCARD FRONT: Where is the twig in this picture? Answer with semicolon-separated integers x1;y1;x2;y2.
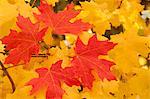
31;0;37;7
0;52;6;55
31;54;50;57
0;61;16;93
0;51;49;58
78;85;83;92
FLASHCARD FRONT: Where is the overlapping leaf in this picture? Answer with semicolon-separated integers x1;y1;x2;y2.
27;61;80;99
0;0;39;38
1;15;47;65
1;0;149;99
70;35;117;89
35;2;92;35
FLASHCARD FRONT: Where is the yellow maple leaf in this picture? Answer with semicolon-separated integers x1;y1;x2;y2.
62;84;81;99
95;0;122;11
115;69;150;99
77;1;111;35
43;28;53;45
48;41;75;68
6;86;34;99
45;0;58;6
0;0;17;38
0;0;38;38
79;80;119;99
116;0;143;30
109;14;121;28
1;66;37;98
0;0;17;26
66;30;93;45
109;25;150;72
127;69;150;98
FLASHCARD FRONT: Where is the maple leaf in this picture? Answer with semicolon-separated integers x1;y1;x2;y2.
95;0;122;11
62;84;81;99
0;0;17;38
6;86;34;99
70;35;116;89
109;26;150;72
78;80;119;99
48;41;75;67
0;0;39;38
0;0;17;26
27;61;80;99
1;63;37;99
1;15;47;65
41;0;58;6
35;2;92;35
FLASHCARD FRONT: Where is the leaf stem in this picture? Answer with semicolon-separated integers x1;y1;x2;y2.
0;61;16;93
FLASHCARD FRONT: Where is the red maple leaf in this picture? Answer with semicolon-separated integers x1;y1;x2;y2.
27;61;80;99
1;15;47;65
71;35;117;89
35;2;92;35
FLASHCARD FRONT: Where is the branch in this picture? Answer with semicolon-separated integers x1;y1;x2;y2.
0;61;16;93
